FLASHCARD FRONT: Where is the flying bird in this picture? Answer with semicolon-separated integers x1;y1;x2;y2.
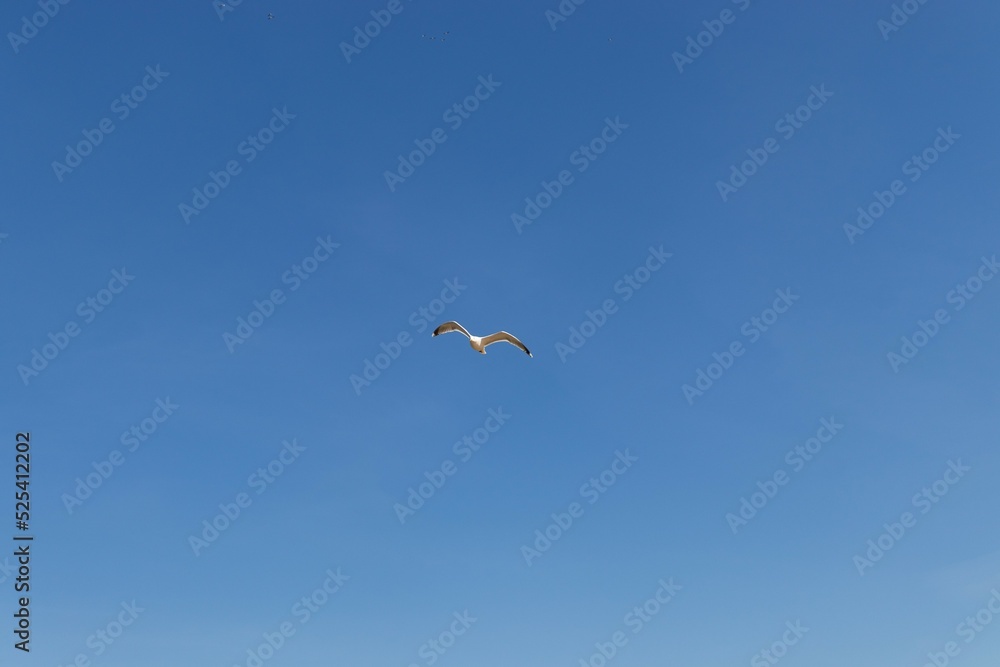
433;321;532;357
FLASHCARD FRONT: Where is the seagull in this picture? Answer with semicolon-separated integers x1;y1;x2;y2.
433;321;532;357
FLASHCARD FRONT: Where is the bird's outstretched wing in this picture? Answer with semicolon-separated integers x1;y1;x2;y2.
481;331;532;357
432;321;472;339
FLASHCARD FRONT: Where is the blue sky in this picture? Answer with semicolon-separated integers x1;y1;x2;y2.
4;0;1000;665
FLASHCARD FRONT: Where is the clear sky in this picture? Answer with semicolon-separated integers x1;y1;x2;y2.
4;1;1000;665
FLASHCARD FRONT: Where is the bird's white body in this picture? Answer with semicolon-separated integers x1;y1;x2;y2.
432;321;532;357
468;336;487;354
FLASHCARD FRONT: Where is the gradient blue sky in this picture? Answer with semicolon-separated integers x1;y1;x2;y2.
4;1;1000;665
